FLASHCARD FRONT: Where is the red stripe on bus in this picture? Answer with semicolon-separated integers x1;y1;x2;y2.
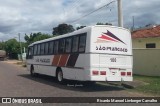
52;55;61;66
58;54;69;67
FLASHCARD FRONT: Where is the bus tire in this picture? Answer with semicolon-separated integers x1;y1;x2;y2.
56;68;64;83
30;65;35;77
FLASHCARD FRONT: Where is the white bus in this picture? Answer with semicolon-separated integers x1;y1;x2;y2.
26;25;133;83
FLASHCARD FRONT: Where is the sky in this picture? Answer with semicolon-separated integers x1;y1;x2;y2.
0;0;160;41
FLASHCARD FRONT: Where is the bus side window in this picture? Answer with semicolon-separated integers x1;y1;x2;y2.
72;36;79;53
79;34;86;52
34;45;37;55
40;43;45;55
48;41;54;55
31;47;33;58
37;44;41;55
59;39;65;54
44;42;49;55
27;46;33;59
26;48;30;59
65;38;72;53
54;41;59;54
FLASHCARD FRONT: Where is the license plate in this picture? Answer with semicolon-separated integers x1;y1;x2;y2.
109;68;119;76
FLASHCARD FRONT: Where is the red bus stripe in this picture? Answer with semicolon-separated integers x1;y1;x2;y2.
52;55;61;66
58;54;69;67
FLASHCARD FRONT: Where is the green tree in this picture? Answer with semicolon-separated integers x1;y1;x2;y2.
96;22;112;25
4;39;20;59
24;32;51;45
76;26;86;30
52;23;75;35
0;41;5;50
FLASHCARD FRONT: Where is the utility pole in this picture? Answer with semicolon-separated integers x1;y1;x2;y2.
132;16;135;31
18;33;23;61
117;0;123;27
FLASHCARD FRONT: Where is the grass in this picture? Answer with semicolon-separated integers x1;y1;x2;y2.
132;75;160;96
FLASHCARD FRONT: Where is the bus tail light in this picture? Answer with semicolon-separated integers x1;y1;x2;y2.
127;72;132;76
121;72;126;76
92;71;99;75
100;71;106;75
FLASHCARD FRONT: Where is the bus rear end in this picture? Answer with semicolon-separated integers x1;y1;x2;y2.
87;26;133;82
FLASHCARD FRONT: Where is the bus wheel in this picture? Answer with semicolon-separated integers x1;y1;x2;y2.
56;68;63;83
30;65;35;77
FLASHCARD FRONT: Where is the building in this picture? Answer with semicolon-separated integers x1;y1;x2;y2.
132;25;160;48
132;25;160;76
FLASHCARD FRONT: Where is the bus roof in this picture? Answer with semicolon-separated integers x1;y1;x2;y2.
29;25;130;47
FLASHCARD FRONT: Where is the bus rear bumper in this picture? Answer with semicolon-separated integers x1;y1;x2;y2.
107;76;133;81
89;76;133;82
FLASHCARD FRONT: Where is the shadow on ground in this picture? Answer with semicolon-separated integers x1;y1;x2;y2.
18;74;125;92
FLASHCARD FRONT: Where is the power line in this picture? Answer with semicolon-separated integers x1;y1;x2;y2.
70;0;81;9
97;1;116;24
68;0;116;24
65;0;82;17
60;0;82;23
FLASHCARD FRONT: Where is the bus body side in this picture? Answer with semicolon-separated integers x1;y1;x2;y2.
26;27;91;81
26;25;133;82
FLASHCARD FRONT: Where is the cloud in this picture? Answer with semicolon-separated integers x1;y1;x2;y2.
122;0;160;28
0;32;4;37
0;0;160;41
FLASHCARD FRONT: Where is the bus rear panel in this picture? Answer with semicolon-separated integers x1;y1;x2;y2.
85;26;133;82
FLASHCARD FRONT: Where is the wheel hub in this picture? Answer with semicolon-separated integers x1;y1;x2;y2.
58;71;63;82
